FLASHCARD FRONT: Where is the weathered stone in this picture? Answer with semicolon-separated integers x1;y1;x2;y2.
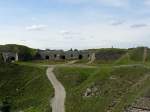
124;97;150;112
83;86;100;97
2;52;18;62
38;49;92;61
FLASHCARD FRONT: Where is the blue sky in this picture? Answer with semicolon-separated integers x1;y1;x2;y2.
0;0;150;49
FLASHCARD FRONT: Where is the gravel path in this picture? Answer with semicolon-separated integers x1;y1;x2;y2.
47;67;66;112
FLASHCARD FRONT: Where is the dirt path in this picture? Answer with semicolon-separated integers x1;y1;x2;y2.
46;67;66;112
67;60;78;64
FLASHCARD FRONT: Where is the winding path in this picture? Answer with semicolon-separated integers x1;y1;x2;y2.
46;67;66;112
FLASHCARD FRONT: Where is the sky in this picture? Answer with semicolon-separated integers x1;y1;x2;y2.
0;0;150;50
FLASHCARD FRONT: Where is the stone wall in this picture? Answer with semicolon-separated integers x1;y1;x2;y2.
95;49;126;61
65;50;79;60
38;50;64;60
2;52;18;62
38;49;92;61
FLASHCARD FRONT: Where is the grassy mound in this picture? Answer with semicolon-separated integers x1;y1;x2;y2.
145;48;150;62
54;66;97;91
0;44;37;61
91;48;127;64
54;65;150;112
17;60;67;66
115;47;150;65
128;47;145;62
0;63;53;112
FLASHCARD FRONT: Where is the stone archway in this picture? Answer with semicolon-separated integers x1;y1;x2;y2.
7;56;15;62
10;57;15;61
45;56;49;60
61;55;66;60
79;55;83;59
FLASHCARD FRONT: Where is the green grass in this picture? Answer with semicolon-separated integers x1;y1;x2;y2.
145;48;150;62
29;60;67;64
92;47;148;65
90;48;127;65
54;65;150;112
114;47;150;65
92;60;117;65
0;63;53;112
128;47;145;62
115;53;133;65
16;60;67;66
112;76;150;112
74;59;89;64
54;66;97;91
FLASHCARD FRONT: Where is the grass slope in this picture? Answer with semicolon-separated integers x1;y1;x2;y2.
92;48;127;64
17;60;67;66
0;63;53;112
129;47;145;62
54;65;150;112
115;47;149;65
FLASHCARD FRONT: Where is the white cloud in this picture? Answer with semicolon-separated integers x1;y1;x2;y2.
1;21;150;50
60;30;80;35
25;24;48;31
59;30;84;40
130;24;148;28
110;20;125;26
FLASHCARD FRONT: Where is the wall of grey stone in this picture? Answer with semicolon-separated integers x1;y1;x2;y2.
38;49;92;61
65;50;79;60
95;50;126;60
38;50;65;60
79;51;91;60
2;52;18;62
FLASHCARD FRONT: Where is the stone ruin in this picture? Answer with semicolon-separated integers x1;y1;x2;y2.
83;84;100;97
38;49;93;61
2;52;18;62
1;48;125;62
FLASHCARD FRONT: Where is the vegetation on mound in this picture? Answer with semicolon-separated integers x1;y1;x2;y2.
15;60;67;67
0;63;53;112
144;47;150;62
89;47;150;65
54;67;97;91
128;47;145;62
0;44;37;61
115;47;150;65
115;53;134;65
89;48;127;53
74;59;89;64
54;65;150;112
89;48;127;64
